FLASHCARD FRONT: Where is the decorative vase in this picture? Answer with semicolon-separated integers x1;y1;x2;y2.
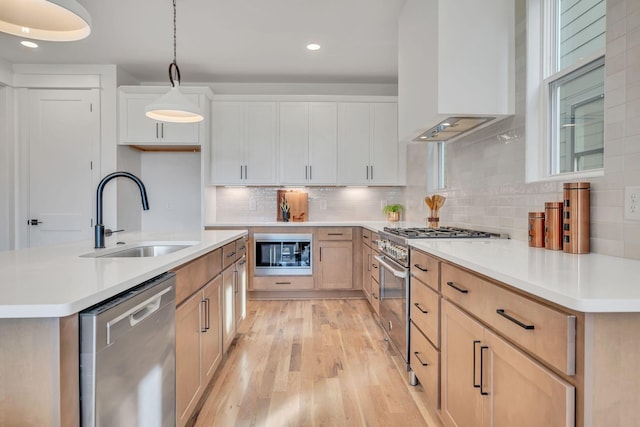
282;210;290;222
387;211;400;222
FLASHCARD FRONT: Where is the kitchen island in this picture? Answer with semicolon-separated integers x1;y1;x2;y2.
0;229;246;426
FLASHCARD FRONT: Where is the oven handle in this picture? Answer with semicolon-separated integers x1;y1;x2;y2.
374;255;407;279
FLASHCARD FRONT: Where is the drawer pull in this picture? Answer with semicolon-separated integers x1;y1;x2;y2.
480;346;489;395
472;340;481;388
413;352;429;366
327;232;344;236
413;263;428;272
226;251;236;258
275;282;291;285
372;293;378;300
496;309;535;330
446;281;469;294
414;302;428;314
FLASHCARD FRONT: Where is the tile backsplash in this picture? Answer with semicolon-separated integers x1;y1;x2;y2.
212;186;404;222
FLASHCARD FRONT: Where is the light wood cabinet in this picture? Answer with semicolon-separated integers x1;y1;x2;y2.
441;300;575;427
211;101;277;185
235;257;247;325
222;266;236;353
338;102;398;185
118;86;210;146
279;102;338;185
316;228;353;290
362;242;372;301
202;277;222;382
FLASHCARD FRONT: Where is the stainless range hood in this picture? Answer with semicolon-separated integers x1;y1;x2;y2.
413;116;496;142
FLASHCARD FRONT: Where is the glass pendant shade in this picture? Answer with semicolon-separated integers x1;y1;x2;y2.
145;85;204;123
0;0;91;41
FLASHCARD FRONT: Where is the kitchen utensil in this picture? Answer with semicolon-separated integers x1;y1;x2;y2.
427;194;446;228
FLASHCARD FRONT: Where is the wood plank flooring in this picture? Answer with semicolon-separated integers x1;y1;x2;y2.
191;299;443;427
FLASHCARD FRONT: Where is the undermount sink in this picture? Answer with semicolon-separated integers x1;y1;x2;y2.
81;241;198;258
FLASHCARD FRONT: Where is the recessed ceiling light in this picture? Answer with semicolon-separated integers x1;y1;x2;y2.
21;40;38;48
306;43;321;51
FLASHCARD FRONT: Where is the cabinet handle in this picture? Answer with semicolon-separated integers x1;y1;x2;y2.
413;263;428;272
363;235;369;240
238;259;246;266
372;264;378;269
205;298;210;331
446;281;469;294
473;340;481;388
372;292;378;300
366;165;369;180
161;122;164;138
226;251;236;258
275;281;291;285
413;302;428;314
320;247;322;262
367;253;371;272
305;165;308;180
480;346;489;395
496;309;535;330
234;270;238;294
370;165;373;180
309;165;312;180
244;165;248;180
155;123;159;139
328;233;343;236
413;351;429;366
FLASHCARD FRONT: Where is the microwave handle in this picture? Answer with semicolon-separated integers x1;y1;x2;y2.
374;255;407;279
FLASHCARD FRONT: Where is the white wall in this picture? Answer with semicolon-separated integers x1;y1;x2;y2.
0;86;14;250
140;151;201;232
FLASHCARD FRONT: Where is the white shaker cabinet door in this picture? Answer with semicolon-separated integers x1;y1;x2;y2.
279;102;310;185
243;102;278;185
338;103;371;185
308;102;338;185
369;103;398;185
211;102;245;185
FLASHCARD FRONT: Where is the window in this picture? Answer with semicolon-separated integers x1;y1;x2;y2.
526;0;606;181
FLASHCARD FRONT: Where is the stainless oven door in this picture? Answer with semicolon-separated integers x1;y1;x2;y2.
375;255;409;364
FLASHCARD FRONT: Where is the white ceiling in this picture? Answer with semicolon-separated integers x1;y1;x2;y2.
0;0;406;84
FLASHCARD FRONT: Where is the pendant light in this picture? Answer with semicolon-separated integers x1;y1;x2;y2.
0;0;91;41
145;0;203;124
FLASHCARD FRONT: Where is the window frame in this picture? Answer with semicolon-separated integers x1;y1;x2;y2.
525;0;606;183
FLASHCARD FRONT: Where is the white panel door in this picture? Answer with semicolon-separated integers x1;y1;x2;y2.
243;102;277;185
370;103;398;185
308;102;338;185
211;102;244;185
28;89;99;247
279;102;309;185
338;103;370;185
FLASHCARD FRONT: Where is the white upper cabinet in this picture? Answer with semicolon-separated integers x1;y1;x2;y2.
279;102;338;185
211;101;277;185
398;0;514;143
339;102;398;185
118;86;211;145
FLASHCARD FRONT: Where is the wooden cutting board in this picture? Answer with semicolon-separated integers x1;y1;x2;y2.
277;190;308;222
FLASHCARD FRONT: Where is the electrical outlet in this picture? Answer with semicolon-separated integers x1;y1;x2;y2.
248;198;257;211
319;200;327;210
380;200;387;210
625;187;640;220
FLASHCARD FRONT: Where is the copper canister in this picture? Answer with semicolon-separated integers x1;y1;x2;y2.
528;212;545;248
544;202;564;250
563;182;590;254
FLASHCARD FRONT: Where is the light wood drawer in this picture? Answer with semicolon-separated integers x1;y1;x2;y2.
222;241;237;270
410;278;440;348
235;236;247;259
410;250;440;292
370;249;380;281
252;276;314;291
371;277;380;315
361;228;372;246
317;227;353;241
441;263;576;375
174;248;221;305
410;323;440;408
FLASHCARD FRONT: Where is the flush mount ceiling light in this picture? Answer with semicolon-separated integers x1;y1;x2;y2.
145;0;203;124
21;40;39;48
0;0;91;41
306;43;321;51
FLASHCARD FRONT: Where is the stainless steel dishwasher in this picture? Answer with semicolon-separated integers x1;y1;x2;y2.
80;272;176;427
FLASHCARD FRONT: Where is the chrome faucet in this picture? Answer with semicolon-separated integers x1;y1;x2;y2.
95;172;149;248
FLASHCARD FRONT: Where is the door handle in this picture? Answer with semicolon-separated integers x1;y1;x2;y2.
28;219;43;225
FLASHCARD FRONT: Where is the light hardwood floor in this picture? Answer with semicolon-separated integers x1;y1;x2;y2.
191;299;443;427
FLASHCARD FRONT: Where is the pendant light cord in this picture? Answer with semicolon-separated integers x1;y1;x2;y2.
169;0;181;87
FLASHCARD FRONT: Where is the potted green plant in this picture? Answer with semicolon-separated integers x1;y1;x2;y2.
383;204;404;222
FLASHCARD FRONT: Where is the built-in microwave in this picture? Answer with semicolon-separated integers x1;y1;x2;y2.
254;233;312;276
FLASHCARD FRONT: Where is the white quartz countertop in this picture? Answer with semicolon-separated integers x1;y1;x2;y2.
206;220;394;231
0;229;247;318
409;238;640;313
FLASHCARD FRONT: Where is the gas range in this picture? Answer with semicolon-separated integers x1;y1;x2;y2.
377;226;507;268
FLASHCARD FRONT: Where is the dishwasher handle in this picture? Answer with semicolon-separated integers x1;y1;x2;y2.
106;286;173;345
